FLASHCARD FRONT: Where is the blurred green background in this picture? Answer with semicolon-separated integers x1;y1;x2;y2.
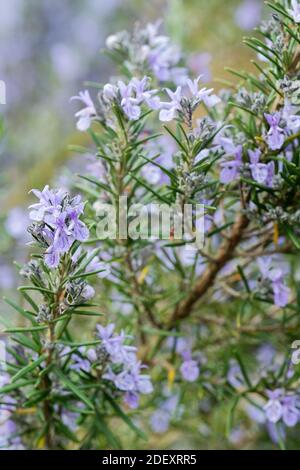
0;0;264;207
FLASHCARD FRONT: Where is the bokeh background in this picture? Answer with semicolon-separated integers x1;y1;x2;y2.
0;0;267;449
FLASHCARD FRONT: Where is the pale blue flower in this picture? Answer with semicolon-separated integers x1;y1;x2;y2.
265;389;283;423
98;323;153;406
159;86;182;122
265;390;299;427
186;75;220;107
150;409;170;433
180;359;200;382
124;391;139;409
118;80;141;120
159;77;219;122
29;187;89;268
258;258;290;307
29;185;65;222
265;112;285;150
220;145;243;183
118;77;159;120
227;360;245;389
248;149;274;187
71;90;96;131
287;0;300;23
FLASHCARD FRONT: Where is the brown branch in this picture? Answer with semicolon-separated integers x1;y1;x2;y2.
169;212;249;324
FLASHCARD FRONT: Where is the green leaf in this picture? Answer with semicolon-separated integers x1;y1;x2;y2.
286;227;300;250
207;222;233;238
11;354;47;382
243;39;279;68
55;369;94;410
0;379;36;395
70;268;107;280
78;174;116;195
226;395;240;438
129;172;170;204
4;326;48;333
75;183;100;199
139;154;177;182
58;340;101;347
240;177;275;193
164;125;188;153
68;144;89;154
94;409;122;449
265;1;293;22
130;133;162;150
247;36;281;63
251;60;283;96
23;389;50;407
112;104;128;144
234;352;252;388
71;310;104;317
104;392;147;440
18;286;55;295
6;346;27;366
224;67;248;81
20;291;39;312
55;315;72;340
227;101;257;117
72;248;102;276
10;333;40;352
237;265;251;294
55;419;79;443
3;297;36;324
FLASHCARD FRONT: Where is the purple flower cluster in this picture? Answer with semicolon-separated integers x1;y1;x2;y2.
141;21;187;84
219;139;243;184
95;324;153;408
60;344;91;373
219;138;275;187
159;75;220;122
29;185;89;268
265;389;300;427
258;257;290;307
72;75;220;128
105;21;187;85
103;76;160;121
65;324;153;409
264;104;300;150
264;113;285;150
219;99;300;186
